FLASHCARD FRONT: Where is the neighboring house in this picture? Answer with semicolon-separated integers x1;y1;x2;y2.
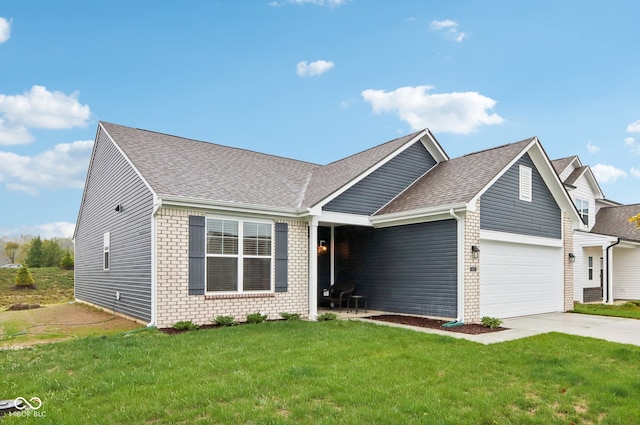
74;122;583;327
553;156;640;303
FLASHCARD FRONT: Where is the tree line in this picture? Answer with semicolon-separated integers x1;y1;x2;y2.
2;236;74;270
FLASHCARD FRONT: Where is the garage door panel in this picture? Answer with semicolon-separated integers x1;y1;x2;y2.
480;239;563;318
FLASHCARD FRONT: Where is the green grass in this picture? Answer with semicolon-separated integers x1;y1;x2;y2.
572;301;640;320
0;267;74;309
2;320;640;424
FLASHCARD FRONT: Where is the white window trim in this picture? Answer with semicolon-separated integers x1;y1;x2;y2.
576;198;589;226
205;216;275;295
519;165;532;202
103;232;110;271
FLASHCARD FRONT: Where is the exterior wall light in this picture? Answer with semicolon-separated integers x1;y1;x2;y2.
568;253;576;263
318;240;328;255
471;245;480;259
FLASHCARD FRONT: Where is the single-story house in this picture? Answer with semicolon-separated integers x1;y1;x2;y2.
552;156;640;302
74;122;584;327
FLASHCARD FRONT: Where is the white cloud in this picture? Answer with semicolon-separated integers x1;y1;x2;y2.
626;120;640;133
0;85;91;130
0;222;76;239
631;167;640;178
430;19;466;42
586;141;600;153
296;60;335;77
0;140;93;195
6;183;39;196
591;164;627;184
0;119;33;145
626;137;640;155
361;85;504;134
0;17;11;43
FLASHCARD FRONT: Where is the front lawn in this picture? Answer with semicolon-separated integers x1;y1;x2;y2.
2;320;639;424
572;301;640;320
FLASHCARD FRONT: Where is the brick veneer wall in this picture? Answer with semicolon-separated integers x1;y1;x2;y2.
563;212;574;311
463;199;481;324
155;207;309;328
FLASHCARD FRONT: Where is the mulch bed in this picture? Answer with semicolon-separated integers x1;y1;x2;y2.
365;314;506;335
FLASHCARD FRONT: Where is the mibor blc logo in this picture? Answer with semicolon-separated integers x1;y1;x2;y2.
15;396;43;411
11;396;46;418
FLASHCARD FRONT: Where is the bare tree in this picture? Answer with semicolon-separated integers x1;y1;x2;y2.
4;241;20;264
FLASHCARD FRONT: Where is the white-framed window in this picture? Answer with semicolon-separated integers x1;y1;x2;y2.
205;217;273;293
588;256;593;281
575;199;589;225
103;232;110;271
519;165;532;202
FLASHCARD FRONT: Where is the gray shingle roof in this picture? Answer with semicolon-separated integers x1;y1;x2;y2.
377;138;534;214
102;122;320;210
591;204;640;242
564;166;588;186
101;122;423;211
551;156;577;176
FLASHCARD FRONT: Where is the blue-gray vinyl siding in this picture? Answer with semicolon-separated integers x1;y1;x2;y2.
324;141;437;215
334;220;457;318
75;126;154;322
481;153;561;239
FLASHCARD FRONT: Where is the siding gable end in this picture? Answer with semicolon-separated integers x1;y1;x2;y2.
324;141;437;215
481;153;562;239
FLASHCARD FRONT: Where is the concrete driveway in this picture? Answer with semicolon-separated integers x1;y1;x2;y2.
474;312;640;346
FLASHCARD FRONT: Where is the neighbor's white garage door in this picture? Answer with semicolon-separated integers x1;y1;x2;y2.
480;239;563;318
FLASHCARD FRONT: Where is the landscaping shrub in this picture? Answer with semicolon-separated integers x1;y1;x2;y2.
280;312;301;321
317;312;337;321
246;312;268;324
14;265;36;288
481;316;502;329
172;320;199;331
213;315;237;326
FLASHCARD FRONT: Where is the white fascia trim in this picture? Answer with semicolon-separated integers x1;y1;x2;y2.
422;129;449;162
480;229;563;247
160;195;310;218
318;211;373;227
370;204;468;228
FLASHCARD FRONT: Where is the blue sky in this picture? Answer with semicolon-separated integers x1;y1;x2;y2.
1;0;639;239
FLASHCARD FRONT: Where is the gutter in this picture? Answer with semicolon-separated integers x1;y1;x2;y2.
147;197;163;328
449;208;465;323
604;238;620;304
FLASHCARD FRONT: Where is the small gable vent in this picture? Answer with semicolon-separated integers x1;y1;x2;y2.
519;165;532;202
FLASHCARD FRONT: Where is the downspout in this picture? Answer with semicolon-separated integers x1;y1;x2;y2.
449;208;465;324
147;198;162;328
604;238;620;304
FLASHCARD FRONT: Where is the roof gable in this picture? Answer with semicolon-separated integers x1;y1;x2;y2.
376;139;534;215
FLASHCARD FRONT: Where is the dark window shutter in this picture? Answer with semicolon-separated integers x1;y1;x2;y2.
275;222;288;292
188;216;206;295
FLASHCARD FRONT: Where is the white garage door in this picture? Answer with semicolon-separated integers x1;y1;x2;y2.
480;239;563;318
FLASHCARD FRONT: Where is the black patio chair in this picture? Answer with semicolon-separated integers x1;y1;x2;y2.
328;282;355;312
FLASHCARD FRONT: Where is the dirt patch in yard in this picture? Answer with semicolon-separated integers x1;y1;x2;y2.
0;302;143;349
366;314;506;334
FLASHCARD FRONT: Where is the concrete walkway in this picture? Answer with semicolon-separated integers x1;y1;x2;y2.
354;312;640;346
